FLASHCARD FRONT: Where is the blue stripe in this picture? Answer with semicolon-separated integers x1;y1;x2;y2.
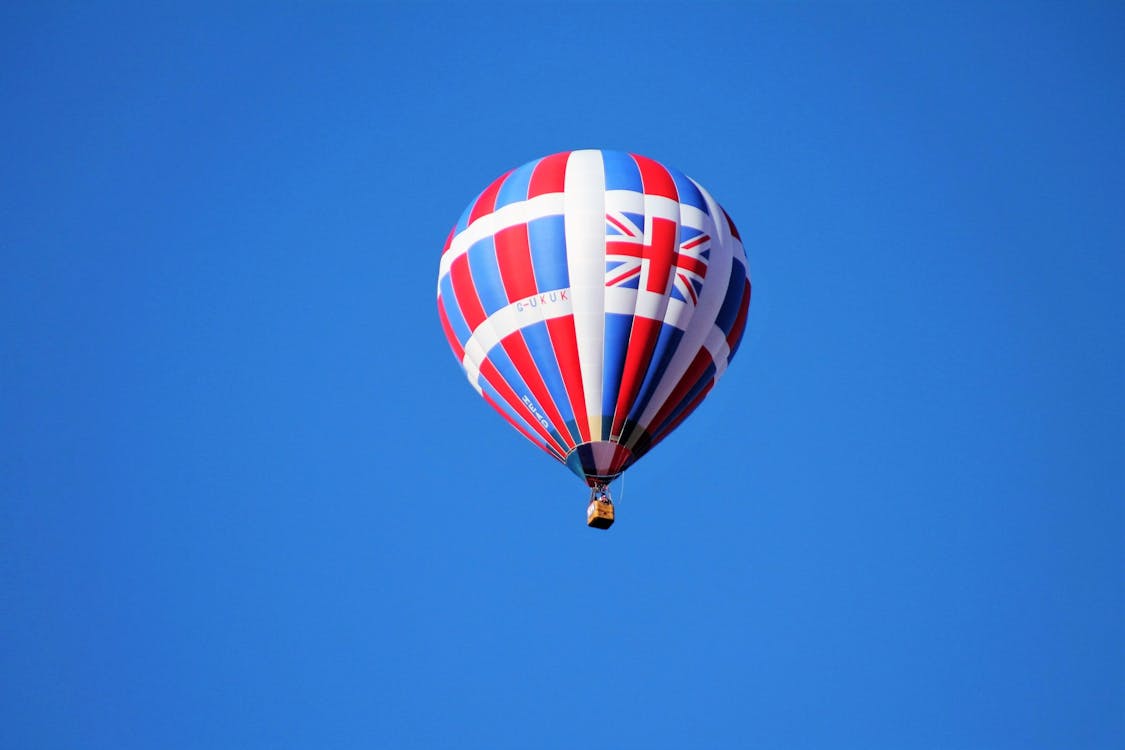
439;275;473;347
715;258;748;336
496;158;538;210
671;171;709;214
483;343;569;449
601;313;633;440
521;320;580;444
466;235;508;316
625;323;683;426
602;150;643;192
528;215;569;290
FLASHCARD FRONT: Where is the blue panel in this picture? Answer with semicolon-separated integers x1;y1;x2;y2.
521;320;579;444
483;343;569;449
671;170;709;213
466;235;508;316
439;274;473;347
496;158;538;210
601;313;633;440
601;150;643;192
715;258;748;336
626;323;683;425
528;215;569;290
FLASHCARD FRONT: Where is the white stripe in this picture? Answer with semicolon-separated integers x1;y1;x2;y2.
437;193;566;288
437;193;708;291
564;150;607;438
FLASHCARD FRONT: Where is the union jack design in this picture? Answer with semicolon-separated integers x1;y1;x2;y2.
604;210;711;306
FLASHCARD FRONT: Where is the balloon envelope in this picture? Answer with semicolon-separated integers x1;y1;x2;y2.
437;149;750;486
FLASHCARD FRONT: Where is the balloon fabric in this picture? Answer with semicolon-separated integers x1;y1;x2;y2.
437;150;750;488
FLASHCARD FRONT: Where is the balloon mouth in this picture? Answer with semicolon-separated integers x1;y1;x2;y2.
565;441;635;486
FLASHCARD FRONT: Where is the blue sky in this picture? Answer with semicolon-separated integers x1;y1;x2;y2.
2;2;1122;748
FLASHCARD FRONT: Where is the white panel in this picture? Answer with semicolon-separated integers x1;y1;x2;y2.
564;150;607;438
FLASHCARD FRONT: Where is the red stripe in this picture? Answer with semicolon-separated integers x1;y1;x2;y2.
647;348;712;432
681;234;708;250
500;333;576;450
478;359;567;458
677;273;698;305
633;153;678;200
606;266;641;287
606;240;644;259
436;298;464;361
449;253;487;331
609;443;633;475
610;316;661;438
644;217;678;294
493;223;538;302
675;254;707;276
528;152;569;197
726;278;752;351
469;170;511;225
546;314;591;443
652;380;714;445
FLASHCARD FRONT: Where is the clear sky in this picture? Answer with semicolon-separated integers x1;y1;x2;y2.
3;2;1122;748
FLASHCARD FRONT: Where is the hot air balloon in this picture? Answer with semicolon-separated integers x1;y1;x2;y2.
436;150;750;528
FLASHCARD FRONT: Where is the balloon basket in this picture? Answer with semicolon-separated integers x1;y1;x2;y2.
586;492;615;530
